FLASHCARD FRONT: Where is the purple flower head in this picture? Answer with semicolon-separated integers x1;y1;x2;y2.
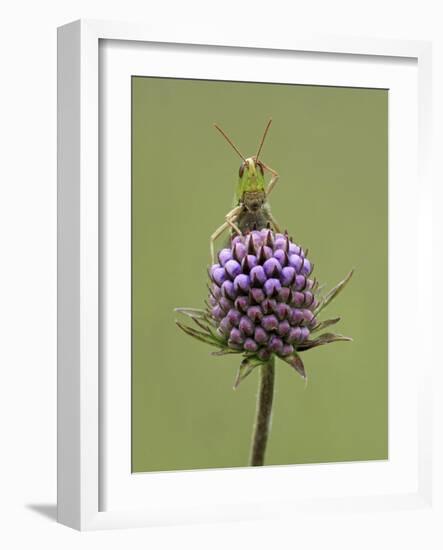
177;228;354;385
206;230;320;360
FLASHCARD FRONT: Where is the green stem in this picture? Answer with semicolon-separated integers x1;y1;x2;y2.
249;357;275;466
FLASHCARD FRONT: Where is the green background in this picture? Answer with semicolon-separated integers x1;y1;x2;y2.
131;77;388;472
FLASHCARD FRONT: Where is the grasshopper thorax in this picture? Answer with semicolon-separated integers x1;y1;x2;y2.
242;189;266;213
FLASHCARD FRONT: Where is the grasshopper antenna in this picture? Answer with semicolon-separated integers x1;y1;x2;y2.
256;118;272;161
214;124;247;162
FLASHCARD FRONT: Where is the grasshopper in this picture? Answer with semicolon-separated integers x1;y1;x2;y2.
210;119;281;262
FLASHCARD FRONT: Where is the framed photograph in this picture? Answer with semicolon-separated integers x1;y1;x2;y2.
57;19;435;531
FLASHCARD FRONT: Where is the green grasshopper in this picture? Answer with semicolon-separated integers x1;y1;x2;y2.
210;119;281;262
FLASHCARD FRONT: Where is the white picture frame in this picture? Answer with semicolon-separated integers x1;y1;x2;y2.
57;19;435;531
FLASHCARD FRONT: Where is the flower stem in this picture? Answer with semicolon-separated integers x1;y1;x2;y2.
249;357;275;466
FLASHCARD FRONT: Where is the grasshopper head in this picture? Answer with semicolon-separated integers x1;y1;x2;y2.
236;157;266;205
214;119;273;208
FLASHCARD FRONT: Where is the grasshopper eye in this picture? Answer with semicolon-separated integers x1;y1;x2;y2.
257;161;264;175
239;163;245;178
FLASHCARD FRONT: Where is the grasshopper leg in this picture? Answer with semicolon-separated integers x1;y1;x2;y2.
261;162;280;232
226;212;242;236
261;161;279;197
224;205;243;237
210;205;243;263
210;222;229;263
226;204;243;220
268;212;281;233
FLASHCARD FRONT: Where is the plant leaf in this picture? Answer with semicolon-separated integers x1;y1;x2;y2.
190;316;216;335
174;307;207;318
297;332;352;351
280;352;306;379
233;356;263;389
314;269;354;315
174;307;215;323
310;317;341;333
175;321;226;349
211;348;243;356
190;317;210;332
175;307;218;332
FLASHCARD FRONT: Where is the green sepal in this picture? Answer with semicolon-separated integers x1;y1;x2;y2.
280;352;306;379
315;269;354;316
233;356;264;389
297;332;352;352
